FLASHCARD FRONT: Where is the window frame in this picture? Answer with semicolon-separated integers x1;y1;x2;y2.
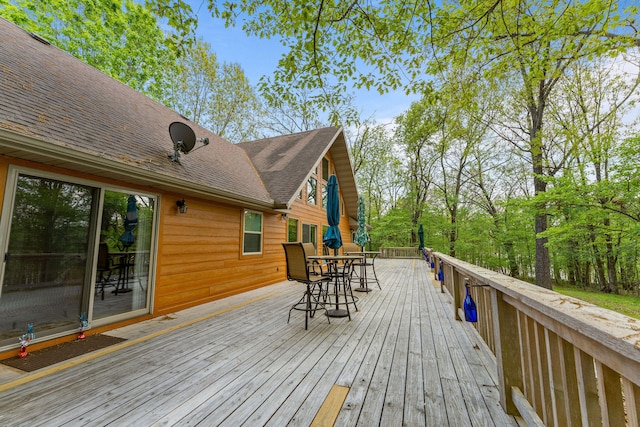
307;176;317;205
301;223;317;247
322;157;330;181
287;217;299;242
242;209;263;255
322;183;328;209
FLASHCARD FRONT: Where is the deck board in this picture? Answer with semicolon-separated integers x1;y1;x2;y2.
0;259;519;426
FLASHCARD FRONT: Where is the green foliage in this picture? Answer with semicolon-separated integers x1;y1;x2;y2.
1;0;189;102
368;206;414;249
4;0;640;296
212;0;435;97
166;39;264;142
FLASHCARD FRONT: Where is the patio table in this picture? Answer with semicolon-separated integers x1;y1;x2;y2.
345;251;381;292
307;255;360;318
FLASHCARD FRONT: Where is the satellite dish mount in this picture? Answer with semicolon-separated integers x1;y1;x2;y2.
168;122;209;163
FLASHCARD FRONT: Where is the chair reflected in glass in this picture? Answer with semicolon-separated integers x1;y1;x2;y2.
96;243;117;300
282;242;331;330
115;252;135;294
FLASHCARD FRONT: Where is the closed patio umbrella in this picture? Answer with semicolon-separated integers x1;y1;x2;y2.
118;195;138;249
353;196;369;249
418;224;424;250
323;174;342;252
353;195;371;292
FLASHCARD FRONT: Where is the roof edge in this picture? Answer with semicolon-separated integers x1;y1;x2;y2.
0;128;277;211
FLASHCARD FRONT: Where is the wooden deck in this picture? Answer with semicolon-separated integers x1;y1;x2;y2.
0;259;520;426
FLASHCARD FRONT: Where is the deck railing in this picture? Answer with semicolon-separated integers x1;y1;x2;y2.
425;248;640;426
379;247;422;259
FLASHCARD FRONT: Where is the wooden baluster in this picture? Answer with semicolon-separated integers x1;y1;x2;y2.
491;288;524;415
574;348;602;426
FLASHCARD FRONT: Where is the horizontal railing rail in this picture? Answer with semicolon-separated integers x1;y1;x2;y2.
379;247;422;259
2;253;86;289
424;248;640;426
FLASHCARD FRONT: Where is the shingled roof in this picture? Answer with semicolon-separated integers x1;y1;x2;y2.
238;127;358;220
0;19;261;208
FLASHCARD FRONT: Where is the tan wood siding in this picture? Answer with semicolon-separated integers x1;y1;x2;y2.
155;199;287;315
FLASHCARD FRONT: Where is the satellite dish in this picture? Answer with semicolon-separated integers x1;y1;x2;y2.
169;122;196;153
168;121;210;162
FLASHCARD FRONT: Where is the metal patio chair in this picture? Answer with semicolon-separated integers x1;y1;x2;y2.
282;242;331;330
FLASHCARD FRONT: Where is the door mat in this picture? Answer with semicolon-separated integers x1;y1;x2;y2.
0;334;126;372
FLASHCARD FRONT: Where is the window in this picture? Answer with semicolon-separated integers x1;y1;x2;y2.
243;210;263;254
322;158;330;180
287;218;299;242
302;223;317;247
307;177;317;205
322;184;327;209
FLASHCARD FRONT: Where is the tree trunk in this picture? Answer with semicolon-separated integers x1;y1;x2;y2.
534;215;552;289
530;92;552;289
449;216;457;257
604;218;618;294
594;253;608;292
503;240;519;277
583;261;591;289
533;173;552;289
567;240;579;286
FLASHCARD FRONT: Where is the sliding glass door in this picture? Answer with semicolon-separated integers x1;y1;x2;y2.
0;169;156;350
92;191;154;320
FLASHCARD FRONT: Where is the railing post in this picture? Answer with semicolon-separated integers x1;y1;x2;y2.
452;268;462;320
491;287;523;415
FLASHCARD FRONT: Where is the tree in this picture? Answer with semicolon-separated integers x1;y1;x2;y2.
395;96;440;250
347;120;400;248
167;39;264;142
0;0;191;102
211;0;639;289
258;87;329;135
530;53;639;292
212;1;434;100
430;1;639;289
209;61;264;142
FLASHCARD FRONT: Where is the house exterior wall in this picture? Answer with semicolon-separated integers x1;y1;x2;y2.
154;198;287;315
287;192;353;253
0;152;354;353
0;154;288;309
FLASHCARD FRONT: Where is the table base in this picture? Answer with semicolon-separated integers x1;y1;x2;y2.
326;309;349;318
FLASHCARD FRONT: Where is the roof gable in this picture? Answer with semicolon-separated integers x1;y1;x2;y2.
239;128;359;220
238;128;336;206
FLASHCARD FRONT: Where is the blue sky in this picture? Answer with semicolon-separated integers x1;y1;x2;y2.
189;2;419;125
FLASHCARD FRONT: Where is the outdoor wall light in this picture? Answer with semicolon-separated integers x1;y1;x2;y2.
176;199;188;214
280;213;288;221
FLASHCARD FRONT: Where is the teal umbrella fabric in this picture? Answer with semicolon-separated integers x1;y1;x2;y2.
118;195;138;249
418;224;424;249
353;196;369;248
323;175;342;250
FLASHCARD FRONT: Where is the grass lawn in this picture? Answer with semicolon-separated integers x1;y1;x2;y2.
553;285;640;320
